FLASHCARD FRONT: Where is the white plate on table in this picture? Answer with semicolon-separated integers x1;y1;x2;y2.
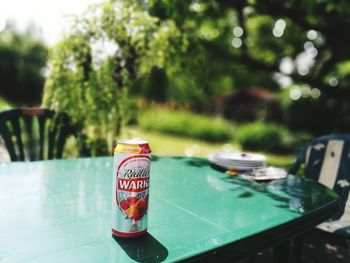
212;152;266;162
208;152;266;171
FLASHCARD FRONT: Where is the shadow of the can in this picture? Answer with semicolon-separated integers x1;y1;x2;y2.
113;233;169;262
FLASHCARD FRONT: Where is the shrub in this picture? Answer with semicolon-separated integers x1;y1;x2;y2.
138;109;234;142
236;122;306;153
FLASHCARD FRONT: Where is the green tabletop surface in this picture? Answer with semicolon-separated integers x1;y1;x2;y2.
0;156;339;262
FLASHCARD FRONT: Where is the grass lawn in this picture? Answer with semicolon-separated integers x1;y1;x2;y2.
122;126;295;168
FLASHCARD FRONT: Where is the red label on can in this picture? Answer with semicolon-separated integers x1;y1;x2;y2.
115;155;150;225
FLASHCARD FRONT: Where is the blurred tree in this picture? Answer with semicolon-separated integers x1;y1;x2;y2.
147;0;350;134
0;25;47;106
43;0;190;155
44;0;350;150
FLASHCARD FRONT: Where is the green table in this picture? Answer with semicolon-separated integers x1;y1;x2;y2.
0;156;338;262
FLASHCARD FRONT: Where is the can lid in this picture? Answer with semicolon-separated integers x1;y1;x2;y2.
118;138;148;145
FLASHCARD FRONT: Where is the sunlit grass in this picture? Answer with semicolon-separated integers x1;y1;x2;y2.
122;126;237;157
122;126;294;168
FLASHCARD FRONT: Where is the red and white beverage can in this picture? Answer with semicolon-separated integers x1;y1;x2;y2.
112;138;151;238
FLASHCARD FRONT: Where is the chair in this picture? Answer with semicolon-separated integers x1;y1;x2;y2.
289;134;350;259
0;108;77;161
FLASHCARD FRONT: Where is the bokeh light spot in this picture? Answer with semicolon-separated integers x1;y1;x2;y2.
273;19;286;38
190;2;205;12
310;88;321;98
233;26;243;37
304;41;314;50
306;47;318;58
275;19;286;30
301;85;311;98
273;28;284;37
307;30;318;40
279;57;294;75
329;77;339;87
290;86;301;100
232;38;242;48
298;65;309;76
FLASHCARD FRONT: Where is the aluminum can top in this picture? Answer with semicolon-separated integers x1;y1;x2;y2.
118;138;148;145
115;138;151;154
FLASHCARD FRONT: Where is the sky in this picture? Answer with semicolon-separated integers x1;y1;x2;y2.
0;0;98;46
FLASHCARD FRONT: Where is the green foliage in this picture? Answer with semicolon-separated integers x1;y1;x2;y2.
0;98;10;110
138;109;234;142
236;122;306;153
279;87;350;135
246;15;306;64
331;61;350;89
43;0;192;155
43;0;350;157
145;0;350;135
0;28;47;106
